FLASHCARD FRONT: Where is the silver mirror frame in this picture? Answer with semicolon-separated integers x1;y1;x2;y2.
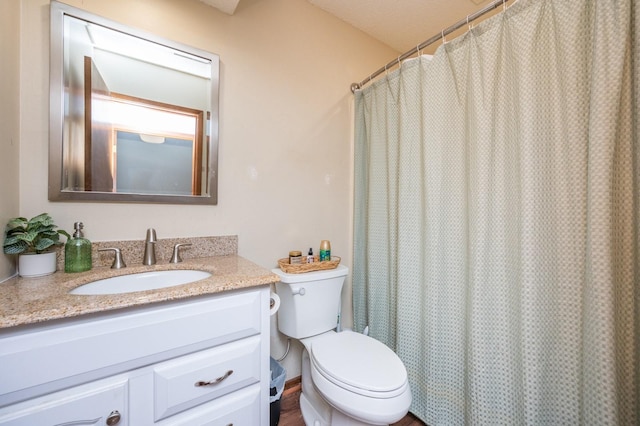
49;1;220;205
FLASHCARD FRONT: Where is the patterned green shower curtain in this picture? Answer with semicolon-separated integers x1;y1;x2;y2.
353;0;639;424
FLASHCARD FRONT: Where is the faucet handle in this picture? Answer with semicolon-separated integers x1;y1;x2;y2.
170;243;192;263
99;248;126;269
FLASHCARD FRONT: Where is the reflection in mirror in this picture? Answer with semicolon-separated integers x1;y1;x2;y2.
49;1;219;204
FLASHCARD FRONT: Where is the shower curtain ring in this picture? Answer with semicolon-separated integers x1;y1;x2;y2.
397;57;401;69
503;0;507;12
441;29;446;44
467;15;472;31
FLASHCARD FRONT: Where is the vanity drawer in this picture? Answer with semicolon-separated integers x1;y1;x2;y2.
0;289;263;407
159;383;261;426
154;335;262;421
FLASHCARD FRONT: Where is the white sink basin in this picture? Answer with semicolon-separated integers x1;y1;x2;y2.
70;270;212;295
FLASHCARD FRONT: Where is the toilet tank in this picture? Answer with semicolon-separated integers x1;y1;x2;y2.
272;265;348;339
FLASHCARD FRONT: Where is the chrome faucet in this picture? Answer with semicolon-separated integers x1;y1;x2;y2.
143;228;157;265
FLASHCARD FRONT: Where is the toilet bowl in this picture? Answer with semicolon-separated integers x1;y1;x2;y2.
303;330;411;425
273;265;412;425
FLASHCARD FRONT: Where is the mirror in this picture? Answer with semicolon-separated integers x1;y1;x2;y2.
49;1;219;204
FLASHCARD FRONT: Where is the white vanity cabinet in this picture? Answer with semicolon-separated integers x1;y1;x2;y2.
0;287;270;426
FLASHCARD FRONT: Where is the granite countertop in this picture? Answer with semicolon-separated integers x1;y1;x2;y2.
0;255;280;330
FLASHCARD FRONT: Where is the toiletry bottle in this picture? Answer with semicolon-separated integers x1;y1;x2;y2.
319;240;331;261
65;222;92;273
307;248;314;263
289;251;303;264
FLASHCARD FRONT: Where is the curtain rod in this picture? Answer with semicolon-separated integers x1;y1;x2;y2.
350;0;510;93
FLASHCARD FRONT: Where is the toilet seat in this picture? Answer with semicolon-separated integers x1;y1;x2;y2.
308;331;408;398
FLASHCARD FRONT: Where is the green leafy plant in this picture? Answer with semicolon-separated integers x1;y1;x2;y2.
3;213;70;255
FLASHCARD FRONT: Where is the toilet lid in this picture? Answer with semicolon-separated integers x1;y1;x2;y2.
309;331;407;396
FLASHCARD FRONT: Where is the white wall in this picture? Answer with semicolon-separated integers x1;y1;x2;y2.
0;0;21;280
12;0;398;377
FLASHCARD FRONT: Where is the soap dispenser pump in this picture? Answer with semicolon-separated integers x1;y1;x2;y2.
65;222;92;273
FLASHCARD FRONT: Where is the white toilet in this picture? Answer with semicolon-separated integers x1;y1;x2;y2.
273;265;411;426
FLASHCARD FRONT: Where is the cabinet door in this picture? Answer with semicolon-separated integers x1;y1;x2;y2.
0;376;128;426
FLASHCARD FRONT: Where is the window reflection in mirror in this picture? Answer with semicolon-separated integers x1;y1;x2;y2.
49;1;219;204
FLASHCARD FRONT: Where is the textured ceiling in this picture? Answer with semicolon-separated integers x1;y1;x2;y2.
199;0;506;54
309;0;499;53
198;0;241;15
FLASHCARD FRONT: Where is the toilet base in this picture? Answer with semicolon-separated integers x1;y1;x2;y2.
300;348;332;426
300;391;387;426
331;408;383;426
300;391;329;426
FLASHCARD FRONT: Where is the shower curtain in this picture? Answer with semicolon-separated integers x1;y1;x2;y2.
353;0;638;424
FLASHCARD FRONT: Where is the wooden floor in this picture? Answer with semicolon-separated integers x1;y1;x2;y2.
278;378;425;426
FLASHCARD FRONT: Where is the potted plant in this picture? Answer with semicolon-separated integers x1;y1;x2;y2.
3;213;70;277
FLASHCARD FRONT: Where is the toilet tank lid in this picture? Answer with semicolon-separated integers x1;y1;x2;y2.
272;264;348;284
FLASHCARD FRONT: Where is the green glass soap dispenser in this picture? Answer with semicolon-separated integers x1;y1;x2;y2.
65;222;92;273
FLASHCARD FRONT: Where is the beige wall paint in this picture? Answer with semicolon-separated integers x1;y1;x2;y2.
0;0;21;280
13;0;397;377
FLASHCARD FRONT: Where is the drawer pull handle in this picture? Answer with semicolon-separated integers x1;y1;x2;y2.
195;369;234;387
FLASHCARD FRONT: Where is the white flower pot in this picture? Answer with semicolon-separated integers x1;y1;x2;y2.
18;252;57;278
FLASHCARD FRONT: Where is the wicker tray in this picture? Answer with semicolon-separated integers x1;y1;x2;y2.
277;256;341;274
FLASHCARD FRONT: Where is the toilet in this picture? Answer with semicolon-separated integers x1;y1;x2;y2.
273;265;411;426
